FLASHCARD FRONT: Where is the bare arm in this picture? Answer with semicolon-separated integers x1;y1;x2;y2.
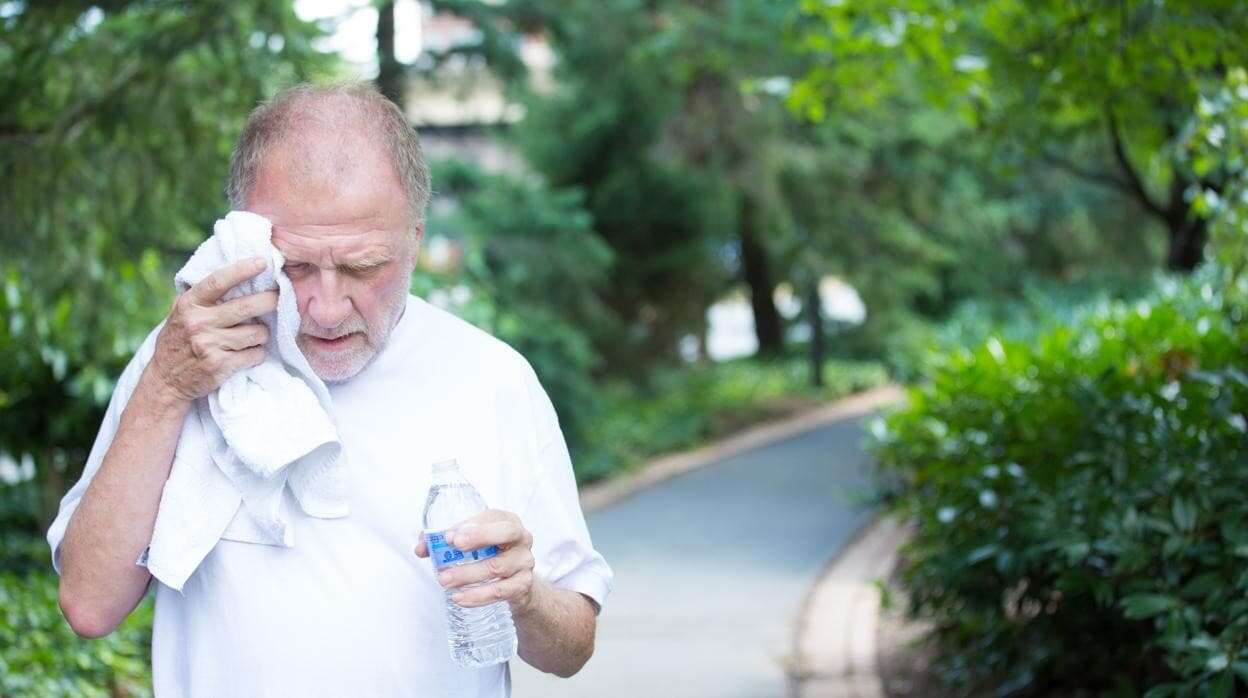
57;367;192;638
57;257;277;638
511;579;599;678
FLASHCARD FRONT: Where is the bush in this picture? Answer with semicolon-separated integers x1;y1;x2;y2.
884;274;1158;382
0;533;153;696
872;275;1248;695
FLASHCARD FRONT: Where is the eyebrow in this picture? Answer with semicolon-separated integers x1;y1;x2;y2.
282;250;394;269
340;254;392;269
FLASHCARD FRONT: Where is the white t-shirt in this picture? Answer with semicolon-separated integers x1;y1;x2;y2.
46;294;613;697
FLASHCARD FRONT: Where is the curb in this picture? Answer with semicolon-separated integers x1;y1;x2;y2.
577;384;906;514
791;515;911;698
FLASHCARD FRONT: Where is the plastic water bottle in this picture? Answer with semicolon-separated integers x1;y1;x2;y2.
422;458;518;668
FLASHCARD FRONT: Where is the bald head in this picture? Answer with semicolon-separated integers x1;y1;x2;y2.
226;81;431;234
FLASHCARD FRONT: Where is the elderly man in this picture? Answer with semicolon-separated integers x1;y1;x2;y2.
46;81;612;696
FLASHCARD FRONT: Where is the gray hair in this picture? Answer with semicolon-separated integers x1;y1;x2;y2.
225;81;431;232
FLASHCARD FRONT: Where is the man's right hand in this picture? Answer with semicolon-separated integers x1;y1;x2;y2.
150;256;278;403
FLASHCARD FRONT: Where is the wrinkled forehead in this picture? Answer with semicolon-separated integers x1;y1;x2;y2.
270;223;400;268
247;134;410;265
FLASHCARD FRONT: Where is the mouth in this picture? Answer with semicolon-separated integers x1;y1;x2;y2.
306;332;360;348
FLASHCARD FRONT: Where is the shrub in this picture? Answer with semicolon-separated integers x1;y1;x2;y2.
0;533;153;696
872;276;1248;695
884;274;1158;382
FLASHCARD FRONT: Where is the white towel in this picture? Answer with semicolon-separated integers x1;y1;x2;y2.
141;211;349;592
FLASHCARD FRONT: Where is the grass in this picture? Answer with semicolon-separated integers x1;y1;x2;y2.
572;354;889;483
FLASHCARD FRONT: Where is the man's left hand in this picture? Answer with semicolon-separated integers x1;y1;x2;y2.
415;509;537;615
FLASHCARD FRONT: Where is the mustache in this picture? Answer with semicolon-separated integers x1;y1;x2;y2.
299;315;368;339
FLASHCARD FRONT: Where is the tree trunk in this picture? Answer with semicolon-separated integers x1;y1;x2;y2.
807;283;824;388
1166;215;1208;272
695;305;710;364
739;197;783;357
1100;105;1211;273
375;1;404;108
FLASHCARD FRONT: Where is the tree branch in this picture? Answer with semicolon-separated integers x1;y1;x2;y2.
1;6;222;143
50;61;147;140
1104;103;1168;218
1039;149;1136;197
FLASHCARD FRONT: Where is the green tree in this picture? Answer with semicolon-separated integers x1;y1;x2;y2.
421;160;615;453
644;0;809;358
776;77;1164;361
1184;67;1248;288
413;1;766;369
509;0;733;369
792;0;1248;271
0;1;332;531
417;0;1169;372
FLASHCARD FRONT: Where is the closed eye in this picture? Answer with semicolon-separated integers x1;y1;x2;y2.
281;261;390;276
342;262;388;276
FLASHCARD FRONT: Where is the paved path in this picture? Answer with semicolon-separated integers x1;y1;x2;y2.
511;414;880;697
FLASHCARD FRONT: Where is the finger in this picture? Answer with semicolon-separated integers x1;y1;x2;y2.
452;510;511;528
211;290;279;328
218;322;270;350
224;346;267;373
449;520;529;551
451;570;533;608
190;257;268;305
438;546;534;589
414;533;429;558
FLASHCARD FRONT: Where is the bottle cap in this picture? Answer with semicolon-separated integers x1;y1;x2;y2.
431;458;459;473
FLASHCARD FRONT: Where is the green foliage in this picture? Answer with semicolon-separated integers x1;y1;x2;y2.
0;535;153;696
872;275;1248;694
0;2;333;532
511;0;734;367
420;159;614;452
777;94;1164;359
885;274;1159;381
781;9;1169;357
420;0;1175;370
578;356;888;482
792;0;1248;270
1184;67;1248;285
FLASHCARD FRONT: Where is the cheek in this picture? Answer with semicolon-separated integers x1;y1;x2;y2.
288;277;313;315
378;265;411;301
359;268;408;318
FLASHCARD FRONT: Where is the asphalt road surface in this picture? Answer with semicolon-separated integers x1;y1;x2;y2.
511;414;879;697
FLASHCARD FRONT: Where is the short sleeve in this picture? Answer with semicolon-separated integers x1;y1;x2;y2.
517;369;614;610
45;322;164;575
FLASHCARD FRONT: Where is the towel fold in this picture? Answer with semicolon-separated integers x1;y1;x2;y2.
142;211;349;592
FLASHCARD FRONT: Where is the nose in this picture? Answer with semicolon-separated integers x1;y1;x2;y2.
304;269;353;330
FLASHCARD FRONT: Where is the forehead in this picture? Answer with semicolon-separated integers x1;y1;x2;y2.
270;224;397;266
246;136;408;264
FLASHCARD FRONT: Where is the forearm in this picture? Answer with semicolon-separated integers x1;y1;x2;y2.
512;578;598;677
58;365;191;638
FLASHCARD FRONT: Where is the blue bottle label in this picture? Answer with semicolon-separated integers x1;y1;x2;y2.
426;529;501;571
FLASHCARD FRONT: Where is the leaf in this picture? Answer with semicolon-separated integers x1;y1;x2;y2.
1121;594;1179;620
1172;497;1197;533
965;544;998;565
1232;660;1248;681
1209;669;1233;698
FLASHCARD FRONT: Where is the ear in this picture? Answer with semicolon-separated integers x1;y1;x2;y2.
408;224;424;265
